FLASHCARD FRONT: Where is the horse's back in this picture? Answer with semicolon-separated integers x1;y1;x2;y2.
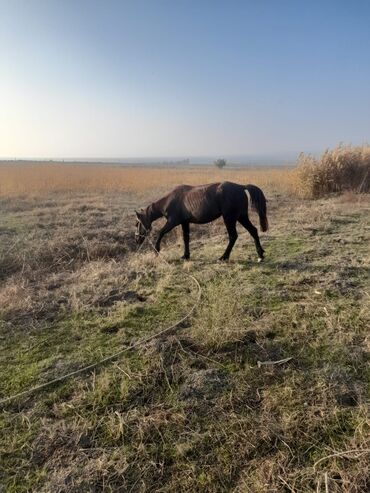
171;182;220;194
170;183;221;206
217;181;249;210
165;183;221;223
218;181;246;195
163;182;249;224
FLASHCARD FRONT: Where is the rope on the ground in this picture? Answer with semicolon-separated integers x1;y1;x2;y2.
0;231;201;406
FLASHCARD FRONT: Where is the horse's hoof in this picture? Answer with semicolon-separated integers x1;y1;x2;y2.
257;257;264;263
181;255;190;261
218;257;229;262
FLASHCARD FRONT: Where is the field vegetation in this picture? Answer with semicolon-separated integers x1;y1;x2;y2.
0;152;369;492
295;145;370;198
0;162;294;197
1;145;368;200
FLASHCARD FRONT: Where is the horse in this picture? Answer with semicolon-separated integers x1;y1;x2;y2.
135;181;268;262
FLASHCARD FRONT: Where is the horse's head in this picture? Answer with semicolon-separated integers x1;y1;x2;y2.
135;209;151;245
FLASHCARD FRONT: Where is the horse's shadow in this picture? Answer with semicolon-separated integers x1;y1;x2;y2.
168;257;368;290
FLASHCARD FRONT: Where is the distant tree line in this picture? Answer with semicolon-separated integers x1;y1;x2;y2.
160;158;190;165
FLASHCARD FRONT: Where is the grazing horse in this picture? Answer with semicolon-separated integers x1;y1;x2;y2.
135;181;268;262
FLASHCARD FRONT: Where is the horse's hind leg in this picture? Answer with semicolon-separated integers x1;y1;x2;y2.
181;222;190;260
220;217;238;261
238;215;265;262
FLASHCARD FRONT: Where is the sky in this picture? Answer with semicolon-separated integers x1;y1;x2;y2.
1;0;370;160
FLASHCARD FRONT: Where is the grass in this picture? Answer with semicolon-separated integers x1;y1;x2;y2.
294;144;370;198
0;163;295;197
1;144;368;200
0;178;369;492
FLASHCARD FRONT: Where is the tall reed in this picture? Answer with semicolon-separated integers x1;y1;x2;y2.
294;144;370;198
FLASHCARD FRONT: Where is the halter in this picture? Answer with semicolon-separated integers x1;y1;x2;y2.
135;216;151;242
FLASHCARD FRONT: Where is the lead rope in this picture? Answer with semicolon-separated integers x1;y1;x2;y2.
0;222;201;406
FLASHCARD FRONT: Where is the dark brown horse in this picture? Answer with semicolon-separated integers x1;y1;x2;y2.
135;181;268;261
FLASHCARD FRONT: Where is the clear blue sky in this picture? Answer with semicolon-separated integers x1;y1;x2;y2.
1;0;370;159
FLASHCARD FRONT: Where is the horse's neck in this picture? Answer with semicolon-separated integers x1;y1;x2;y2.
147;200;164;224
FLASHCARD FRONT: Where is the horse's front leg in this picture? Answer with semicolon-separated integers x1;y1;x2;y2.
154;219;177;253
219;218;238;261
181;222;190;260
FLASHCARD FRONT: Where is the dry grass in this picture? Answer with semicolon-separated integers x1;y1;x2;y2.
1;180;370;492
2;145;369;201
0;163;295;197
294;144;370;198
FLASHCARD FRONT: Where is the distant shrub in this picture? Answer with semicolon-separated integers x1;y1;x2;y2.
214;158;227;169
294;144;370;198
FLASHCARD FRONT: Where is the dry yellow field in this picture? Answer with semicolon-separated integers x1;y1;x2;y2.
0;163;295;197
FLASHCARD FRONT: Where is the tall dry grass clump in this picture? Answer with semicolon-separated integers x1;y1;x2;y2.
294;144;370;198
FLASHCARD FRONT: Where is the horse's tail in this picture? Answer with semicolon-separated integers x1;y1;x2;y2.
244;184;269;232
